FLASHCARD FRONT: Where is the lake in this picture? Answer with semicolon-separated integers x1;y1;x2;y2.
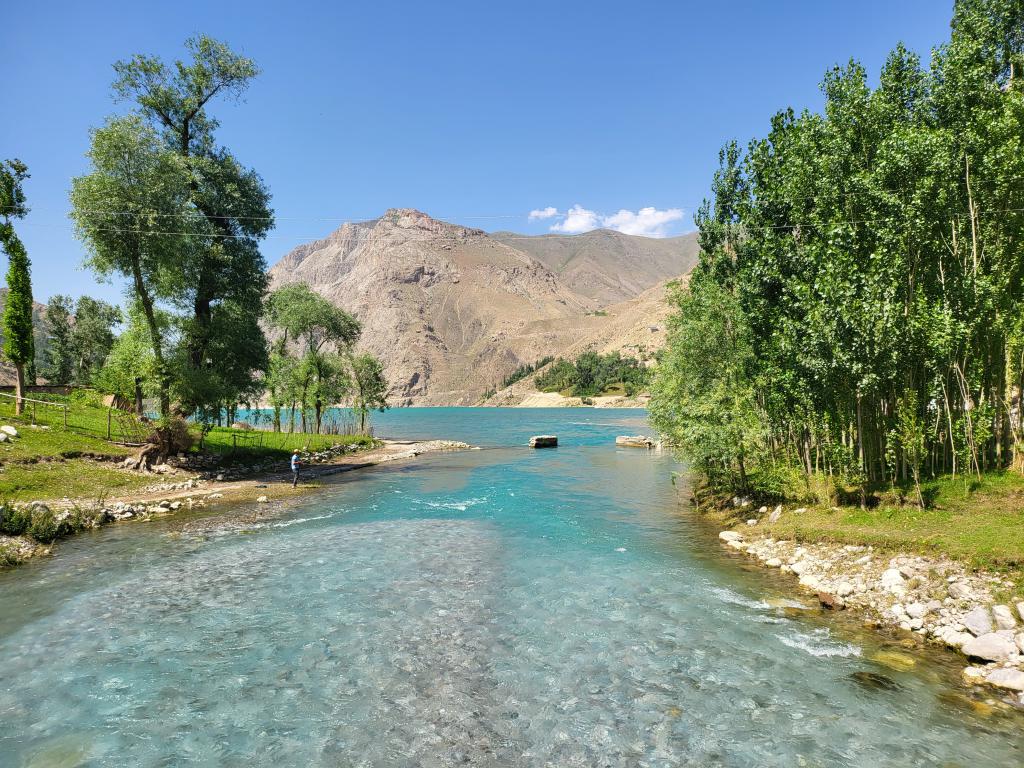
1;409;1022;766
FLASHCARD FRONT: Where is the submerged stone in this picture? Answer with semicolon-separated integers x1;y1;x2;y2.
849;671;901;692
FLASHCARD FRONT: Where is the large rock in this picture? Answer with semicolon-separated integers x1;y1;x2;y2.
528;435;558;448
948;581;973;601
0;425;16;438
992;604;1017;631
718;531;743;543
615;435;654;448
962;606;994;637
962;632;1017;662
985;668;1024;692
880;568;904;591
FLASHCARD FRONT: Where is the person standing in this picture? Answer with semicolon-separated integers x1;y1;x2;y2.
291;449;300;488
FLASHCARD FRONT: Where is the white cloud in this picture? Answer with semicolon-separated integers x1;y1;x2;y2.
600;206;685;237
533;203;685;237
550;204;600;234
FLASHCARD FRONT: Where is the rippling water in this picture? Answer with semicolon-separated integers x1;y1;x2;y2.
1;409;1022;766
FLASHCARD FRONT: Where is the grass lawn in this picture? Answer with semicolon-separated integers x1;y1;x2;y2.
0;393;376;502
717;472;1024;575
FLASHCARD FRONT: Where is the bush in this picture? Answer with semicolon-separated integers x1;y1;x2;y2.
28;506;62;543
147;416;195;456
0;505;31;536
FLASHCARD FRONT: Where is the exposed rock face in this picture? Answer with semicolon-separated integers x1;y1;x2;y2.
268;209;689;406
491;228;699;305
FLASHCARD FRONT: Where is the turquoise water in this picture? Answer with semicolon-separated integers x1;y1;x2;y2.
1;408;1023;766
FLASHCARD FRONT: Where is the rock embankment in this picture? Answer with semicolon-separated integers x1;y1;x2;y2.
718;528;1024;704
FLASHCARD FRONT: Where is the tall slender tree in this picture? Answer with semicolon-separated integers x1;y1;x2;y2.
0;159;34;414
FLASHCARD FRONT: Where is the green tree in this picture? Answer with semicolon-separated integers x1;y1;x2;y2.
94;305;161;416
111;36;273;416
43;295;75;386
350;352;389;433
266;283;361;432
1;159;35;414
71;296;121;384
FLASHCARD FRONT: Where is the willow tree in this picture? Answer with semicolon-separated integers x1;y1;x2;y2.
0;159;34;414
110;36;273;415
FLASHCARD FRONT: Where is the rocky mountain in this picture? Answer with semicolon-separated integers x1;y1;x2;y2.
491;228;699;305
268;209;694;406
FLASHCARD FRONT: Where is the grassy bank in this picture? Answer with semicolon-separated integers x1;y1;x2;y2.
705;471;1024;580
0;395;374;502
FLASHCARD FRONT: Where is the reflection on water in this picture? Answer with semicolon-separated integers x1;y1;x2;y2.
1;409;1022;766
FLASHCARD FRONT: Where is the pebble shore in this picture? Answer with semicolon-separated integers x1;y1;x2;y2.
719;521;1024;705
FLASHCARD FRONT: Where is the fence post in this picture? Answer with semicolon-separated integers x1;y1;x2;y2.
107;409;112;441
64;405;68;429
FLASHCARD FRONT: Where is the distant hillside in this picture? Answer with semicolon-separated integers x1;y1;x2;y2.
268;209;695;406
491;228;698;305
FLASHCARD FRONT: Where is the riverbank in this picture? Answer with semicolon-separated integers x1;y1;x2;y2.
711;495;1024;706
0;438;471;568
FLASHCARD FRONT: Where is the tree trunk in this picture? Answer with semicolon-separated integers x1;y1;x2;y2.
14;362;25;415
134;377;144;416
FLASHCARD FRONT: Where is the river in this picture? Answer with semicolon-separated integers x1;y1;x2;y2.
1;409;1022;766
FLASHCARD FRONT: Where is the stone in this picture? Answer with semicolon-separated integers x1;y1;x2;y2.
745;519;758;526
0;425;17;437
985;668;1024;692
798;574;821;591
256;496;269;503
768;505;782;523
718;531;743;543
794;507;807;514
948;582;973;601
529;435;558;448
962;632;1018;663
962;666;988;685
992;604;1017;631
765;558;782;568
790;561;807;575
849;671;900;691
817;591;844;610
0;433;8;443
615;435;654;448
758;506;768;514
1016;601;1024;623
963;606;994;636
836;581;855;597
880;568;904;589
1016;633;1024;654
871;650;916;671
905;603;927;620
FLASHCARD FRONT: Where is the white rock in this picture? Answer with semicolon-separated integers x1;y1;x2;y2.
1016;601;1024;623
836;582;854;597
962;632;1018;662
908;617;924;630
962;606;994;637
992;604;1017;631
727;539;746;550
256;495;269;503
963;666;988;685
765;558;782;568
790;561;808;575
1016;633;1024;653
854;554;872;566
768;505;782;523
758;506;768;514
985;668;1024;692
880;569;904;589
794;507;807;514
719;531;743;543
798;575;820;591
948;582;973;601
0;433;8;443
891;604;907;619
0;425;17;437
745;519;758;526
906;603;926;619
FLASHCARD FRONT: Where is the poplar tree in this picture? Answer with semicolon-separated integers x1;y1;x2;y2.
0;159;34;414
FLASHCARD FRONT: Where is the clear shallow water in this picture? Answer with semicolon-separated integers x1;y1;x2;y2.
1;409;1023;767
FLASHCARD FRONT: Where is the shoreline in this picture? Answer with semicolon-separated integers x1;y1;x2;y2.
715;523;1024;706
0;439;472;569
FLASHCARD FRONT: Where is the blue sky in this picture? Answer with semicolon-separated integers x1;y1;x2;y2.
3;0;953;303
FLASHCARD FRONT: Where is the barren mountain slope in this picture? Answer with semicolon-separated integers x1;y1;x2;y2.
491;228;699;305
269;209;598;405
481;276;688;406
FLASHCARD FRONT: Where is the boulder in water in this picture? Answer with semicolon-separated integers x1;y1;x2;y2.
615;435;654;448
529;435;557;448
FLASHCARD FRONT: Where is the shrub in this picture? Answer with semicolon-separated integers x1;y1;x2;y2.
28;506;62;543
147;416;195;456
0;505;31;536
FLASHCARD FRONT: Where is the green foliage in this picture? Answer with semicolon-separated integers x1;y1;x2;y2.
1;159;35;381
350;352;389;433
43;295;75;385
71;296;121;384
534;352;650;397
501;356;554;389
652;0;1024;497
0;505;31;536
